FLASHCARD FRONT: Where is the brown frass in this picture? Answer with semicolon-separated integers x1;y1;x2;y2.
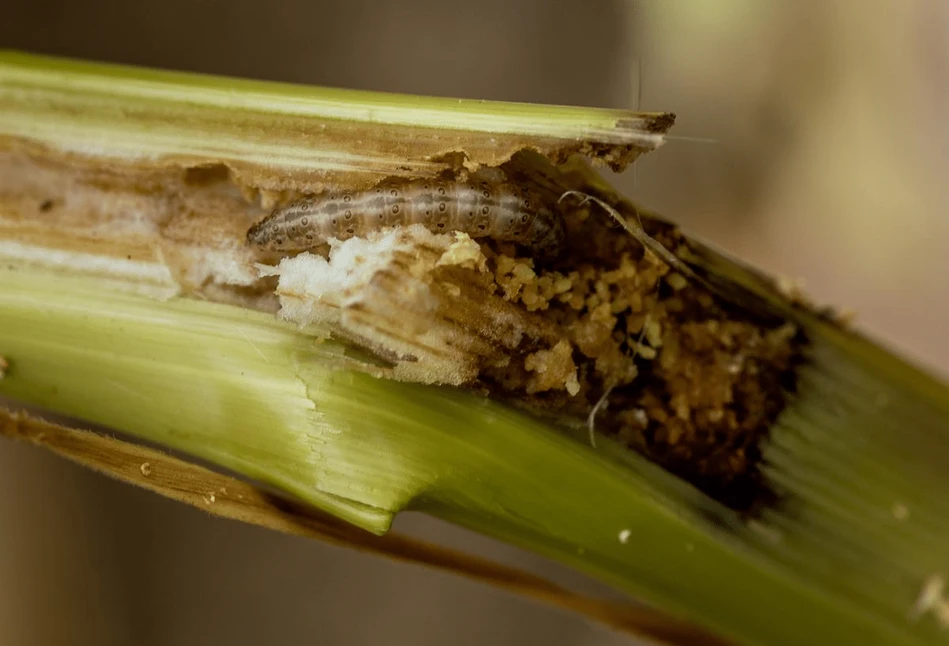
471;199;804;511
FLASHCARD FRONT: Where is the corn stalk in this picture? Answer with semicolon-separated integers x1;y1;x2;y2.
1;51;948;646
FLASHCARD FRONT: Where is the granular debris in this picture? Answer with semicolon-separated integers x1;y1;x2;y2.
253;168;805;511
472;195;804;510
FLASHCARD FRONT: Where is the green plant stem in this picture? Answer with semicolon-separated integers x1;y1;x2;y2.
0;266;922;646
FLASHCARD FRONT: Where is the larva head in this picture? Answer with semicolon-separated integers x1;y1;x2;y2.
246;216;284;251
526;208;566;260
246;199;315;252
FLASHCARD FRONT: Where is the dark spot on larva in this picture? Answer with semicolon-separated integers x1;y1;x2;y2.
468;211;474;218
39;199;54;212
437;223;445;229
524;200;531;209
482;206;490;215
378;213;384;220
478;224;486;231
423;184;430;190
345;210;353;219
392;205;400;214
301;217;308;226
346;228;355;235
344;195;352;203
438;203;447;212
390;189;399;197
508;217;515;226
426;210;431;216
305;232;314;239
438;187;447;196
482;190;490;198
332;218;337;225
275;238;284;245
521;214;529;223
301;203;309;211
271;225;279;233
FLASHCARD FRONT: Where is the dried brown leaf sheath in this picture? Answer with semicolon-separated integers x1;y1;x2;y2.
0;410;731;646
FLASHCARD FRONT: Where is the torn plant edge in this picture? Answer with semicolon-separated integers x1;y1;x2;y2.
0;50;675;193
0;52;674;308
253;152;806;512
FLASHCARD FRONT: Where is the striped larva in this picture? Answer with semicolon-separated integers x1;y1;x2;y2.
246;178;566;259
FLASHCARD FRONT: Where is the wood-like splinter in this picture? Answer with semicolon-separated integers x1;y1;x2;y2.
246;178;566;259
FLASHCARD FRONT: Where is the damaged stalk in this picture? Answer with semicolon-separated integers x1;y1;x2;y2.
2;51;949;646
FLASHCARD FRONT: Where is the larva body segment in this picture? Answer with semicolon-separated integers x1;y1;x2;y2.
246;178;565;259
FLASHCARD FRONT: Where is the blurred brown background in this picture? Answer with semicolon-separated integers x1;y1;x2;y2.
2;1;947;644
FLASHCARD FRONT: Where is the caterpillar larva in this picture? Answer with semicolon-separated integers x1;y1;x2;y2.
246;178;566;259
